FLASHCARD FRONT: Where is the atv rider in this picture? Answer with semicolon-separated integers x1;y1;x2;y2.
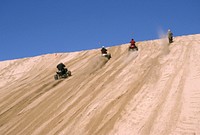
101;46;111;59
101;46;108;54
129;39;138;51
167;29;173;43
57;62;68;75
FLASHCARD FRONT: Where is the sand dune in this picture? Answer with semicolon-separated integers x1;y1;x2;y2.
0;34;200;135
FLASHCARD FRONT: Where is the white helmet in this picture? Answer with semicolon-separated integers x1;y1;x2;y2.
168;29;171;32
102;46;105;48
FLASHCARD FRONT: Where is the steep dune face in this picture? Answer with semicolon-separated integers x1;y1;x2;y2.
0;34;200;135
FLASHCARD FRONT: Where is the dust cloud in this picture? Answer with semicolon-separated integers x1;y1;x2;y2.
81;55;109;75
122;49;138;65
158;29;170;55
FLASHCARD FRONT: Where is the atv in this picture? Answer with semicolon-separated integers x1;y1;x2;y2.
54;69;71;80
129;45;138;51
102;53;111;60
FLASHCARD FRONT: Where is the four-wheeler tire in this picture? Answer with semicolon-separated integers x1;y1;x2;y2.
54;75;59;80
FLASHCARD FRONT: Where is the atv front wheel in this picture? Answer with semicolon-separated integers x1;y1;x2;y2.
68;71;72;76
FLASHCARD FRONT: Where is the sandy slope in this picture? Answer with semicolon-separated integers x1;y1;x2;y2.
0;34;200;135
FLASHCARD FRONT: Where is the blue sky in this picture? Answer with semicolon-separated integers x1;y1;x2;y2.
0;0;200;61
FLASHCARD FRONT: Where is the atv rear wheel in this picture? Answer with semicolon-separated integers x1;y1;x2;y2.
54;75;59;80
129;47;138;51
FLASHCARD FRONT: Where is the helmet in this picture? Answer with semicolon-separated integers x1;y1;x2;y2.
102;46;105;48
168;29;171;32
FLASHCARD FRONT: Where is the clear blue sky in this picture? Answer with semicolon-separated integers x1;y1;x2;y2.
0;0;200;61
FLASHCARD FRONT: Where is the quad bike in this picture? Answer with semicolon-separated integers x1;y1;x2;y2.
54;68;72;80
129;45;138;51
102;53;111;60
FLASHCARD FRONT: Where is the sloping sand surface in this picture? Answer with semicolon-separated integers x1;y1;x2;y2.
0;34;200;135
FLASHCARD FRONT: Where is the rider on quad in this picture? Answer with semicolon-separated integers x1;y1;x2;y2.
57;62;67;75
54;63;71;80
101;46;111;59
129;39;138;51
167;29;173;43
101;46;108;54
